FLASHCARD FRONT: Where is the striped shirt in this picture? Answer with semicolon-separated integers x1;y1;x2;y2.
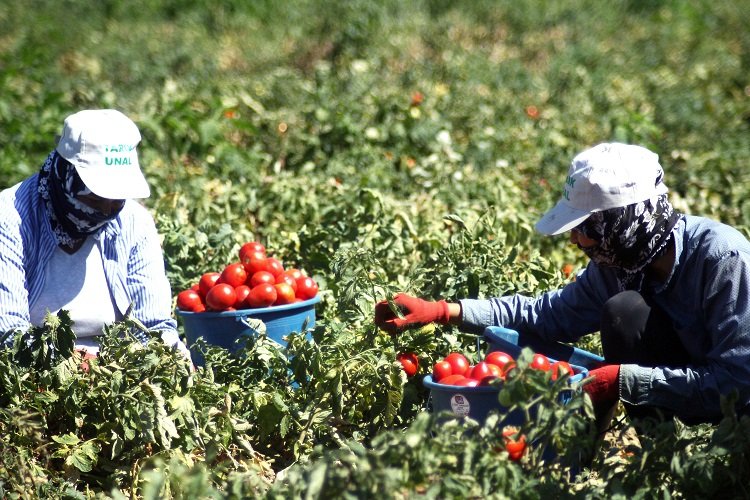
0;174;189;358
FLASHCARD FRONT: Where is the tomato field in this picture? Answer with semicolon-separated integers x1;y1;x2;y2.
1;0;750;497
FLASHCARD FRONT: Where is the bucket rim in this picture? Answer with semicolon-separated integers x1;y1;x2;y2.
423;374;501;393
176;295;321;317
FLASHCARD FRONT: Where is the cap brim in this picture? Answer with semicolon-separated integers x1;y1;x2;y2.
535;200;592;235
74;165;151;199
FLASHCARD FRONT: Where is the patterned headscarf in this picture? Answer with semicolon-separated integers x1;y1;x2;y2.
577;194;680;291
38;151;124;250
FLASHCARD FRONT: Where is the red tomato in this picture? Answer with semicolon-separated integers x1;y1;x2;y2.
469;361;494;381
486;363;503;379
283;268;304;281
264;257;285;277
250;271;276;288
190;283;201;293
276;273;298;292
550;360;574;380
205;283;237;311
176;289;203;312
455;377;479;387
503;428;527;461
296;276;319;300
530;353;551;371
274;283;296;305
444;352;470;377
198;272;221;297
247;283;277;308
234;285;251;309
397;352;419;377
239;241;266;262
432;360;453;382
485;351;515;371
438;374;468;386
243;257;268;276
219;263;248;288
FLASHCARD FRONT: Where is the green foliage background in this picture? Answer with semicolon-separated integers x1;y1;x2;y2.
1;0;749;497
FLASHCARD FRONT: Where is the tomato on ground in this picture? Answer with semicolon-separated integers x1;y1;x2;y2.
219;263;248;288
205;283;237;311
444;352;470;377
397;352;419;377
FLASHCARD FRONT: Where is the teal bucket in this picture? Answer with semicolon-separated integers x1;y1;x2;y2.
176;296;320;365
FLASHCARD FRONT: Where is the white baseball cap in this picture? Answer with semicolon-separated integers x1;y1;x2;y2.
535;143;668;235
56;109;150;199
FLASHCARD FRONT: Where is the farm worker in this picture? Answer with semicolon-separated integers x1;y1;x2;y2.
375;142;750;429
0;109;191;361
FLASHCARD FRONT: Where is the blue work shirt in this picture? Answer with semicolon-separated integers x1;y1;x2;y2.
461;215;750;422
0;174;189;358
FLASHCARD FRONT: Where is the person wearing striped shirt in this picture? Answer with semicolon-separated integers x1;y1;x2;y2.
0;109;190;361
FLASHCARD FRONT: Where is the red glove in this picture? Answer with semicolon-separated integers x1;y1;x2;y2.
374;293;451;334
583;364;621;405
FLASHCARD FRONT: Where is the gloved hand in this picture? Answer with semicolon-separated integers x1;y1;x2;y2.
583;364;621;406
374;293;451;334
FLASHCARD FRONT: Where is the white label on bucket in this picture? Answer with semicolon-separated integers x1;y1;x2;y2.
450;394;471;416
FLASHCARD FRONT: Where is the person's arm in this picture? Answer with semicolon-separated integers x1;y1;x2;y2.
124;207;191;361
459;263;610;343
620;252;750;421
0;205;33;343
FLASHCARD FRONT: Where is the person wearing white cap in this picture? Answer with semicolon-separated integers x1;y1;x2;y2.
0;109;191;362
374;142;750;429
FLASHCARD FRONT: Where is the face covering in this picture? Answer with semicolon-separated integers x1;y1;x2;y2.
38;151;124;249
577;194;680;291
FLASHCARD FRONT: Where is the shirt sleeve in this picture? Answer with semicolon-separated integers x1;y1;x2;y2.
0;210;33;342
459;263;613;343
620;250;750;421
124;210;192;361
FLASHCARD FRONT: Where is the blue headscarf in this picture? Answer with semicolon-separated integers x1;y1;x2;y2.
38;151;123;250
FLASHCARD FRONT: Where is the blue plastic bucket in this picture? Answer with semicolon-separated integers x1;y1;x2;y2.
483;326;604;369
176;296;320;365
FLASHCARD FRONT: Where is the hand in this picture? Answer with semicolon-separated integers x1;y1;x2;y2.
374;293;451;334
583;364;621;405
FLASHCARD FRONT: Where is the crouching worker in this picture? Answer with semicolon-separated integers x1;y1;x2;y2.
375;142;750;432
0;109;190;362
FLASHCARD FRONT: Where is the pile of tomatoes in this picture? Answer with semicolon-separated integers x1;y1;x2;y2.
431;350;574;387
175;241;319;313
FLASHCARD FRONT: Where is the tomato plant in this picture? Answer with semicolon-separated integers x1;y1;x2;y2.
551;360;574;380
530;353;551;372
